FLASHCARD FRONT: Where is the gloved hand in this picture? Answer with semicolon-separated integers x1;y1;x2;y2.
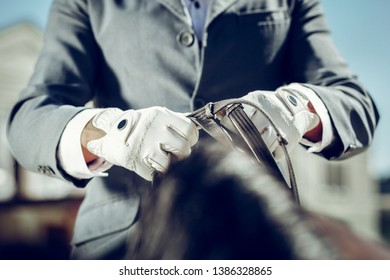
222;86;320;161
87;106;199;181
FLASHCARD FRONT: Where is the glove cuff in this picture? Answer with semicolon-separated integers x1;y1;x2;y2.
275;87;310;115
91;108;124;133
276;86;320;134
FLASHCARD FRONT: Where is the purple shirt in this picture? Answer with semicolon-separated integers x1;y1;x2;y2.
184;0;210;40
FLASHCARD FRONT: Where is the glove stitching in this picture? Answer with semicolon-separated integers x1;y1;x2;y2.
126;112;159;172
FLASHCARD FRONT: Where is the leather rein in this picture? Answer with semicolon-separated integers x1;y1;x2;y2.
187;98;300;205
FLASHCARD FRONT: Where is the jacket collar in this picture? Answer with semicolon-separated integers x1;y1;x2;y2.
205;0;239;28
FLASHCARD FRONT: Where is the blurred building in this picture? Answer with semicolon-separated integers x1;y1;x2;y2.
0;24;42;202
0;23;384;259
0;24;84;259
292;147;380;240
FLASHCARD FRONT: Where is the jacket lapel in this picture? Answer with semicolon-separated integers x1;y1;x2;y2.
156;0;191;25
205;0;239;28
156;0;239;28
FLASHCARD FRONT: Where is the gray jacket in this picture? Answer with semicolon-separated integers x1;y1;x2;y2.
7;0;379;259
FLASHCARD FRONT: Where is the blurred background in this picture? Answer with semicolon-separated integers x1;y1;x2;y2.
0;0;389;259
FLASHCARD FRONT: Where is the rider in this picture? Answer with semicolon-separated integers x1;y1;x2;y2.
7;0;379;259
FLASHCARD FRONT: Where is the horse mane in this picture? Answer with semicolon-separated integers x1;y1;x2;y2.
127;140;389;260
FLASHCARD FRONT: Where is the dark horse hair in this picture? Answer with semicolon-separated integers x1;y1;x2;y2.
127;140;390;260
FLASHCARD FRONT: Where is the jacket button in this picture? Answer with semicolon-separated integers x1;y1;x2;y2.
37;165;55;176
178;31;194;47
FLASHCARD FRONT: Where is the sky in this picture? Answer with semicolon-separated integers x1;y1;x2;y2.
0;0;389;179
321;0;390;179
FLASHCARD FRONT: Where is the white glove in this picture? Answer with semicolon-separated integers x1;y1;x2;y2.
87;106;199;181
224;87;320;161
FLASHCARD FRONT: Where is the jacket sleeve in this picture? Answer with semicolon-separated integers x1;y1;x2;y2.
287;0;380;160
7;0;97;186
